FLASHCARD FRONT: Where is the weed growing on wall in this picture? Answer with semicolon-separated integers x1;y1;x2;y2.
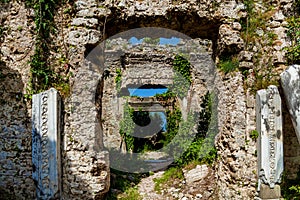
240;0;282;92
119;102;135;151
170;54;191;99
115;68;122;94
218;55;239;74
285;16;300;64
25;0;71;97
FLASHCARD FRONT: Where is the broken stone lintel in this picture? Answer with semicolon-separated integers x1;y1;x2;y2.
280;64;300;144
256;85;283;199
32;88;62;199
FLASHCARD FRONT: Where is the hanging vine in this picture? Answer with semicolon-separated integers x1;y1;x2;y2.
25;0;71;97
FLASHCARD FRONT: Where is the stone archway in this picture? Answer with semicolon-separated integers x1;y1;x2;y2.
68;26;220;197
65;0;247;198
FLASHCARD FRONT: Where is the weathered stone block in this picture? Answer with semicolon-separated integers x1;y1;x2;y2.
184;165;209;185
256;85;283;193
280;64;300;144
259;184;281;199
32;88;61;199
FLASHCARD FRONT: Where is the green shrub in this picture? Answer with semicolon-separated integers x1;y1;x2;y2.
175;92;217;166
218;56;239;74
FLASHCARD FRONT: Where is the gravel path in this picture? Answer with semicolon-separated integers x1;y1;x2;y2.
138;171;165;200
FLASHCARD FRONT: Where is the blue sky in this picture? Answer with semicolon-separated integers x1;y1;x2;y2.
128;88;168;131
129;37;180;45
128;88;168;97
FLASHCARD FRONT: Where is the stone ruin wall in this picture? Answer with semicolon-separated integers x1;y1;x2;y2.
0;2;36;198
0;0;300;199
101;38;212;151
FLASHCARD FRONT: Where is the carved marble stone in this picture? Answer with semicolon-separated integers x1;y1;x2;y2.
281;64;300;144
32;88;61;199
256;85;283;194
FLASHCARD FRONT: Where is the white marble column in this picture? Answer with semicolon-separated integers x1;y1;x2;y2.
256;85;283;199
281;64;300;144
32;88;61;199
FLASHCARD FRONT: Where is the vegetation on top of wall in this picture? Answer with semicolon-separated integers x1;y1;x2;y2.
240;0;282;92
143;37;160;45
25;0;71;98
241;0;276;47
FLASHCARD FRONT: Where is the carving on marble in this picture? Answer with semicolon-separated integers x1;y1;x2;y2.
32;88;61;199
256;85;283;189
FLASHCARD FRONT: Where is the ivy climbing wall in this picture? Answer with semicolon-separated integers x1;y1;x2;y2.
0;0;299;199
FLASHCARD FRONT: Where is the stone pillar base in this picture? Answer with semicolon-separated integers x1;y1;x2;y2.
259;184;281;199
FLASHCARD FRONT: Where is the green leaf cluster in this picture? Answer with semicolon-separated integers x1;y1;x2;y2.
115;68;122;93
218;56;239;74
25;0;71;97
285;16;300;64
143;37;160;45
170;55;191;99
281;169;300;199
250;130;259;140
175;92;217;166
119;103;135;151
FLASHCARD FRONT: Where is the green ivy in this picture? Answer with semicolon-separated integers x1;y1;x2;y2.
285;16;300;64
115;68;122;94
170;55;191;99
25;0;71;98
119;102;135;151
